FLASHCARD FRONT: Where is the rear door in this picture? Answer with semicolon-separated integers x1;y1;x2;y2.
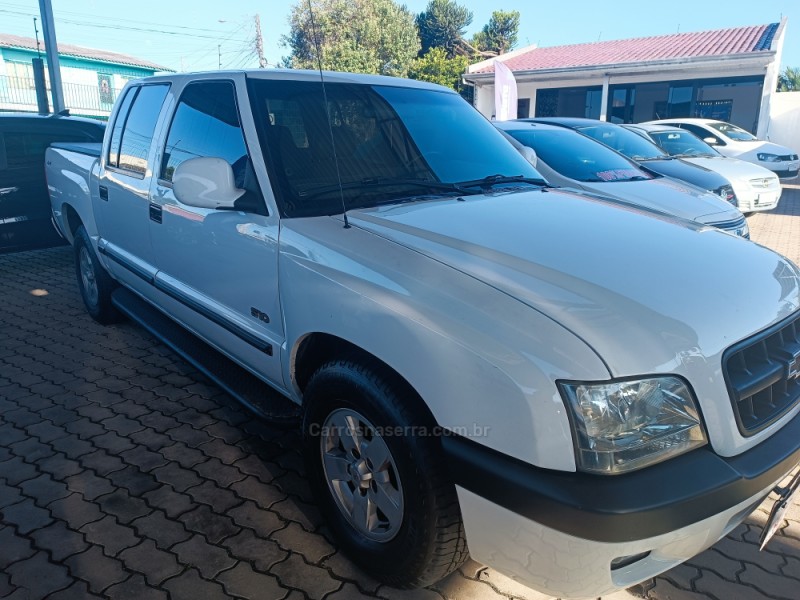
0;120;102;252
148;76;284;385
97;83;170;294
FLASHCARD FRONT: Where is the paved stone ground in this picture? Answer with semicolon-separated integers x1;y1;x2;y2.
1;189;800;600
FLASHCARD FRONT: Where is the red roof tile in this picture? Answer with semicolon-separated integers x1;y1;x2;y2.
470;23;779;74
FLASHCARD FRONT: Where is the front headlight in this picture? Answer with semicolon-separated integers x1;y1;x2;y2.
559;376;707;475
757;153;781;162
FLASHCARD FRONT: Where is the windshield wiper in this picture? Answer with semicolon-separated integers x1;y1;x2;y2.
635;155;672;161
453;174;551;189
301;178;477;200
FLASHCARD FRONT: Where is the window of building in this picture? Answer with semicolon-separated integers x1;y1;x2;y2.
115;84;169;175
534;86;602;118
160;81;248;183
517;98;530;118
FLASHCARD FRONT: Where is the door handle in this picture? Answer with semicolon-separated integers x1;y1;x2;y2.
149;203;163;224
99;185;109;201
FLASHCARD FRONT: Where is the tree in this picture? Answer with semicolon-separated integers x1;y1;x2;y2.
408;47;469;91
472;10;520;55
416;0;472;58
283;0;420;77
778;66;800;92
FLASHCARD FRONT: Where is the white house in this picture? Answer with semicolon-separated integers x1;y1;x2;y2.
464;19;788;138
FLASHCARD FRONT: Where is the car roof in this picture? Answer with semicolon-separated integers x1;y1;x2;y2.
494;120;564;132
626;123;684;133
646;118;719;126
522;117;607;128
136;68;454;93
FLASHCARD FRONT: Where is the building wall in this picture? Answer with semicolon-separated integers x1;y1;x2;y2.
768;91;800;152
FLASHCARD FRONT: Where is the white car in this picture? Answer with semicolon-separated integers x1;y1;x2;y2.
626;123;782;214
647;118;799;180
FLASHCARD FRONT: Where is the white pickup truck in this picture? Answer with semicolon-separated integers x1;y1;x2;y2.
46;70;800;598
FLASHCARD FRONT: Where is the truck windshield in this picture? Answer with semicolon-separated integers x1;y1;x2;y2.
247;78;543;217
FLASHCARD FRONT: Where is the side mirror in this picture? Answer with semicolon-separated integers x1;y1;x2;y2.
173;157;245;210
703;137;718;145
520;146;538;167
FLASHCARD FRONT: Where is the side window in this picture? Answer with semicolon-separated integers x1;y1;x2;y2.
160;81;247;183
107;87;136;168
682;124;723;146
117;84;169;175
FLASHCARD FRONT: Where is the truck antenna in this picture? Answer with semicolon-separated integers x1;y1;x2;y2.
306;0;350;229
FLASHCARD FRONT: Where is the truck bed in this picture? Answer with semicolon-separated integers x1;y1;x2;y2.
50;142;102;158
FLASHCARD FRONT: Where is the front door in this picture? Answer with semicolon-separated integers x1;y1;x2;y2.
148;77;284;386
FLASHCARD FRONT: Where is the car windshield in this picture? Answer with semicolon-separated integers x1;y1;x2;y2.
506;128;652;183
707;122;757;142
649;130;719;158
576;123;666;160
247;79;544;217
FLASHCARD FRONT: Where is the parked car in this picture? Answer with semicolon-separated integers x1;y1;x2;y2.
0;112;105;253
647;118;799;179
495;120;749;237
525;117;737;205
47;70;800;599
626;123;782;214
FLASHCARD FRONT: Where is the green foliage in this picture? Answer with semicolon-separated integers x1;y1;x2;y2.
777;66;800;92
416;0;473;58
408;47;469;91
283;0;420;77
472;10;520;55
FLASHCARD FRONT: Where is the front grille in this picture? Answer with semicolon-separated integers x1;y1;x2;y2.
713;216;748;238
750;177;777;189
723;311;800;436
777;154;799;161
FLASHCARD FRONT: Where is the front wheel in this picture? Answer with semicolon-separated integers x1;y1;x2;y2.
74;226;120;324
303;358;468;588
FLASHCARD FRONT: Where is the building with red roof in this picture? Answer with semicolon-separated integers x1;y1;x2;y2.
464;19;787;137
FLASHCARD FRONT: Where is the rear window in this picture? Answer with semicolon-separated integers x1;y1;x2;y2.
108;84;169;175
2;129;100;169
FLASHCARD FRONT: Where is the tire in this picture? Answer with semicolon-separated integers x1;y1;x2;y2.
74;226;120;324
302;358;468;588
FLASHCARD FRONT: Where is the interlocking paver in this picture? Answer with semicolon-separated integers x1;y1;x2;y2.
272;553;342;600
46;581;104;600
194;457;247;487
151;461;202;492
1;498;54;534
130;510;192;550
105;574;168;600
173;533;237;578
47;493;103;529
65;471;115;501
0;525;36;569
217;561;287;599
6;551;72;598
273;522;336;563
64;545;128;594
80;515;140;555
180;504;241;543
119;539;182;585
0;457;39;486
30;520;88;561
96;488;151;524
162;567;230;599
141;484;194;518
222;528;289;572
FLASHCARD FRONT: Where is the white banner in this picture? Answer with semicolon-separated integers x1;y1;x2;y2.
494;60;518;121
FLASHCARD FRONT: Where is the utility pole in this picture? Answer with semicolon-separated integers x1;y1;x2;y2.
218;44;222;69
38;0;65;113
254;14;267;68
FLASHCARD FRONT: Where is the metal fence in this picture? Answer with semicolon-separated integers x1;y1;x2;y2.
0;75;120;116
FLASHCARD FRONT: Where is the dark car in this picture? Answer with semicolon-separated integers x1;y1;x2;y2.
524;117;737;207
0;112;105;253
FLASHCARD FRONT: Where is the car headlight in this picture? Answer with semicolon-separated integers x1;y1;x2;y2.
559;376;707;475
757;153;781;162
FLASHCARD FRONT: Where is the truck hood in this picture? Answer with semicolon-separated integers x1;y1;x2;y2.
682;155;781;182
349;188;800;376
579;177;742;224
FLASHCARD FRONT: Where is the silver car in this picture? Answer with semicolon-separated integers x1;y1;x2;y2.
496;120;749;238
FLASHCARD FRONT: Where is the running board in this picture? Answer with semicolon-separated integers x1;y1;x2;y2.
111;287;301;426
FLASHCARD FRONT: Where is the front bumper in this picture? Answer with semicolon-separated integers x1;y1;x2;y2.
444;408;800;597
730;183;781;213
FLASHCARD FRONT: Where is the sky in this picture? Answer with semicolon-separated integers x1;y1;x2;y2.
1;0;799;73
